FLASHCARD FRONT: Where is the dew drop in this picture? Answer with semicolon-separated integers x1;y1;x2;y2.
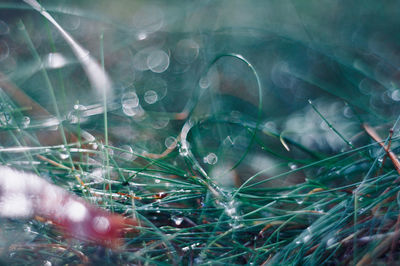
43;260;52;266
343;106;353;118
121;91;144;118
92;216;110;233
137;32;147;40
23;225;32;233
90;142;99;150
147;50;169;73
45;53;68;69
263;121;277;133
65;201;88;222
144;90;158;104
295;198;304;205
179;147;189;157
67;104;87;124
391;89;400;101
59;152;70;160
225;200;237;217
171;215;184;226
165;136;177;148
303;234;311;243
204;153;218;165
121;91;139;108
199;77;210;89
326;237;335;247
21;116;30;128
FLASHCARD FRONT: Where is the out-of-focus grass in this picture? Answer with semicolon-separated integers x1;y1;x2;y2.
1;1;400;265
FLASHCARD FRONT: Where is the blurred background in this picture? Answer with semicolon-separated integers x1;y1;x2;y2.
1;0;398;146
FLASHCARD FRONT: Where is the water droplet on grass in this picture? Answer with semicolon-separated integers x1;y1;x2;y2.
303;234;311;243
43;260;52;266
391;89;400;101
67;104;87;124
59;152;69;160
326;237;336;247
21;116;30;128
45;53;68;69
204;153;218;165
295;198;304;205
172;215;183;226
180;147;189;157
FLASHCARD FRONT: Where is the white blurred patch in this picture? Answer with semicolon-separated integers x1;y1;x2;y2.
0;168;27;193
92;216;110;233
44;53;69;69
41;185;64;216
0;193;33;217
64;200;88;222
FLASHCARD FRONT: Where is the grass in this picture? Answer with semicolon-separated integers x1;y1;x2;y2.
1;0;400;265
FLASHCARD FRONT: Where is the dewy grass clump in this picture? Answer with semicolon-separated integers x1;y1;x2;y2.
1;0;400;265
